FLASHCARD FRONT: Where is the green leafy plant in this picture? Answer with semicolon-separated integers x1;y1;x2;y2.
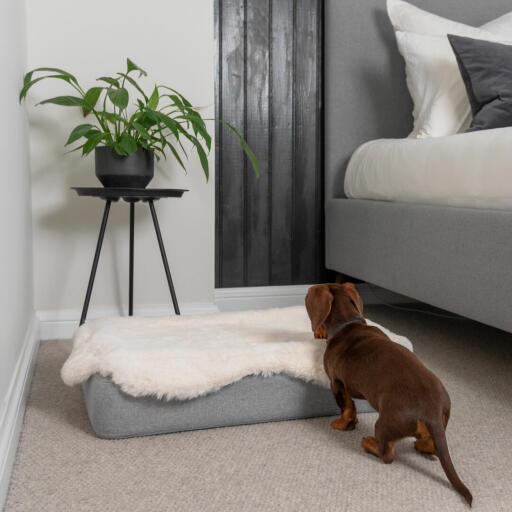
19;58;258;181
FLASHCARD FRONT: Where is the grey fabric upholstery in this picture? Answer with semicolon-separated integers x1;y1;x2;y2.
83;374;375;439
324;0;512;198
326;198;512;333
324;0;512;333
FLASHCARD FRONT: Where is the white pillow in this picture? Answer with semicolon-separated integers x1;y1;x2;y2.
387;0;512;36
387;0;512;138
485;12;512;38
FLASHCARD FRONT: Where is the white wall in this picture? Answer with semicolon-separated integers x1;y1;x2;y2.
0;0;38;503
25;0;215;325
0;0;34;425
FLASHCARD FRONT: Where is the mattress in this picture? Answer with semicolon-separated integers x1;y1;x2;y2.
344;126;512;210
62;307;413;438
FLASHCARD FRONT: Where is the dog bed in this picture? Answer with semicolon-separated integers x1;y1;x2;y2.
62;306;413;439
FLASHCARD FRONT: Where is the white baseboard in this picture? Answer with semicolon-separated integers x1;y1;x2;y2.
37;302;219;341
38;284;414;340
214;283;413;312
0;316;40;511
215;285;312;311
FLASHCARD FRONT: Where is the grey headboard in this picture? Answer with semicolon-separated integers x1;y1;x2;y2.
324;0;511;198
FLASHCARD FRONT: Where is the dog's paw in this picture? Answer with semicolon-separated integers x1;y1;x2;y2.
361;436;379;456
331;417;358;431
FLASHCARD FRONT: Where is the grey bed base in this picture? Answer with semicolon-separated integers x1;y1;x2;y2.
326;198;512;333
83;374;374;439
324;0;512;333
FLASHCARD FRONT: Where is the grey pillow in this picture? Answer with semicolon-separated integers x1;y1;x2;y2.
448;34;512;132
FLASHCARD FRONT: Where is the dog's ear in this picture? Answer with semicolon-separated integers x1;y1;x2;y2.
305;285;334;338
343;283;363;316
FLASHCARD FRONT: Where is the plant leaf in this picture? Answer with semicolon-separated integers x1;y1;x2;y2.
147;86;159;110
25;67;78;84
37;95;84;107
82;132;105;155
193;139;209;181
174;124;209;179
133;122;151;139
126;58;147;77
176;114;211;150
84;128;102;138
215;119;259;177
160;93;208;140
137;110;158;130
65;124;94;146
107;88;129;110
113;143;127;156
152;111;179;138
158;86;193;108
82;87;103;115
19;75;72;102
166;141;187;172
97;76;120;87
117;73;149;102
101;112;127;124
117;132;138;155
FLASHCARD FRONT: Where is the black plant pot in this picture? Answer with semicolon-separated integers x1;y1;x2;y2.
95;146;154;188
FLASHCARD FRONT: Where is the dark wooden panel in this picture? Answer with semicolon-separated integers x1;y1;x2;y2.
293;0;321;284
269;0;294;285
215;0;326;288
216;0;246;287
245;0;270;286
214;0;221;286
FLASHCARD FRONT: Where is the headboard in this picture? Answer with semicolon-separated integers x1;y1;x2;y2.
324;0;511;198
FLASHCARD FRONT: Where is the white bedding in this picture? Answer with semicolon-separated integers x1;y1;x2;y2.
344;127;512;210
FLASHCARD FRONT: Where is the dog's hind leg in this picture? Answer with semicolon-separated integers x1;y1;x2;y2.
414;420;435;455
362;416;400;464
330;378;358;431
414;412;449;455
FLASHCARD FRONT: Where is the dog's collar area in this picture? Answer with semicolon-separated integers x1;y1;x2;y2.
327;317;366;339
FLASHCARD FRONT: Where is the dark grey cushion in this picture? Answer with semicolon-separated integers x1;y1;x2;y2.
448;34;512;132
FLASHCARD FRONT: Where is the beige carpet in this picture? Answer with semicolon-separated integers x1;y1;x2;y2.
5;306;512;512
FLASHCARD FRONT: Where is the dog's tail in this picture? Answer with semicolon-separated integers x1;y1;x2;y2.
427;420;473;507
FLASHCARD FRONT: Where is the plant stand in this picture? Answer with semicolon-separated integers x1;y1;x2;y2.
72;187;188;325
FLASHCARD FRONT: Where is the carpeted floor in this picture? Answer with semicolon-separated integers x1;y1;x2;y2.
5;306;512;512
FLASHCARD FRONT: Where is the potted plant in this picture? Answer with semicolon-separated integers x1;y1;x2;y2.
19;58;258;187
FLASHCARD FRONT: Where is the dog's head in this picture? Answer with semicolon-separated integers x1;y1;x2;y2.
305;283;363;339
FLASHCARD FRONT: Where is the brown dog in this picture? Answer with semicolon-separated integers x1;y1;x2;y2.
305;283;472;506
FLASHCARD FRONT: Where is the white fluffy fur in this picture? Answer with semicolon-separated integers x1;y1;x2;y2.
61;306;413;401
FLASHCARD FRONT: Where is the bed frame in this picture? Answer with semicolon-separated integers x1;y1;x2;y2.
324;0;512;333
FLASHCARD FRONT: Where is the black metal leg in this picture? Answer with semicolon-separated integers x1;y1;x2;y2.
129;202;134;316
80;200;111;325
148;199;180;315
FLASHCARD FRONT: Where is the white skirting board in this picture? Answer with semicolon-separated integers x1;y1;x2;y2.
38;284;413;340
214;284;413;312
0;316;40;510
38;303;219;341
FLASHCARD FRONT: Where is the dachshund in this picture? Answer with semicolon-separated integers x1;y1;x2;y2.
305;283;472;506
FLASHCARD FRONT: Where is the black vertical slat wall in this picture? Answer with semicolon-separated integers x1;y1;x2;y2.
215;0;327;288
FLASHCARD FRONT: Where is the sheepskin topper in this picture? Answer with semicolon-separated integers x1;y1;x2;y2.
61;306;413;401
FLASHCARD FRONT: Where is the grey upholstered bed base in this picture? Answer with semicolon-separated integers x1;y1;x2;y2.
83;373;375;439
326;198;512;333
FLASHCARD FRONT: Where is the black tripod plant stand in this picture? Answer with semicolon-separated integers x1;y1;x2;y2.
72;187;187;325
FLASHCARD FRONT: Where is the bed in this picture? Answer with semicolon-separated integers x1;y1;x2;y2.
64;308;412;438
324;0;512;333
